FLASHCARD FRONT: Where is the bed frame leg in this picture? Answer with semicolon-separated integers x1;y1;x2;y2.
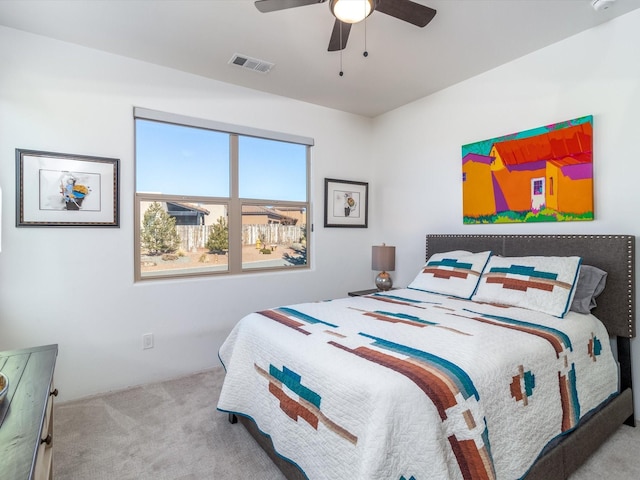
228;413;238;424
617;337;636;427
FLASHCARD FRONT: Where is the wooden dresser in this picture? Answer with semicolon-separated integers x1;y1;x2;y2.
0;344;58;480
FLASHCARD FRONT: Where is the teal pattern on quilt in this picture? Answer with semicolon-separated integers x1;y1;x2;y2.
523;370;535;396
277;307;339;328
373;310;439;326
269;364;321;409
359;333;479;401
488;264;559;280
464;309;573;351
568;364;580;420
428;258;473;270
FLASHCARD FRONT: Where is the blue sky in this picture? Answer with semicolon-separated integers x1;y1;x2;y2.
136;119;307;202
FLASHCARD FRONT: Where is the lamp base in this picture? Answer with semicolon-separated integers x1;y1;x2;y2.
375;271;393;291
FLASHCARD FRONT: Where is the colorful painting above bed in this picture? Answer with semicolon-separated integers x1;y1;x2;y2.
462;115;593;224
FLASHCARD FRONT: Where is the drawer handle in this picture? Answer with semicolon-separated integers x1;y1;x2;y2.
41;434;52;445
50;388;58;397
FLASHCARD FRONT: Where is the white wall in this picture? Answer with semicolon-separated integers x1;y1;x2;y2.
2;9;640;414
371;9;640;418
0;26;376;401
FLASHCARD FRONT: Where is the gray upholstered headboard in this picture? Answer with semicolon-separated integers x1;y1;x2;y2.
425;234;635;339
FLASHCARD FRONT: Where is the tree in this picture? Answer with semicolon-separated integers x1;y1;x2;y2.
141;202;181;255
206;216;229;253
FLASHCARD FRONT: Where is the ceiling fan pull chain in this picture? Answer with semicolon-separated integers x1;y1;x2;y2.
339;21;344;76
363;10;368;58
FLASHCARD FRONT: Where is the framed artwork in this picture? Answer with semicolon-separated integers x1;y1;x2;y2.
16;149;120;227
324;178;368;228
461;115;593;224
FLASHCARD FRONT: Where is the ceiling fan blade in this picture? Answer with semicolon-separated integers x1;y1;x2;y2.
328;19;352;51
376;0;436;27
254;0;327;13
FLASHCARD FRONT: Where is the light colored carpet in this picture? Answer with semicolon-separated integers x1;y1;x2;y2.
53;367;639;479
53;368;285;480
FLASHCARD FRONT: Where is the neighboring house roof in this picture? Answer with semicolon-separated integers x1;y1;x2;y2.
166;202;211;215
272;206;306;213
492;123;592;167
243;205;296;224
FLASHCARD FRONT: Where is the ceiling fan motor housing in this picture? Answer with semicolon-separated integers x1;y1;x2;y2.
592;0;616;11
330;0;378;24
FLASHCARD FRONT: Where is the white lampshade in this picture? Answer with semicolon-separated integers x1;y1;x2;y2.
331;0;374;24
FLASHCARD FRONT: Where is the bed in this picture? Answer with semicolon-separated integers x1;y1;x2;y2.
217;234;635;480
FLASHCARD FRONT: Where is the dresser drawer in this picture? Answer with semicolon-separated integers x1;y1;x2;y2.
34;379;56;480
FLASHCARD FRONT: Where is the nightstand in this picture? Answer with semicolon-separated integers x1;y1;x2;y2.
348;288;381;296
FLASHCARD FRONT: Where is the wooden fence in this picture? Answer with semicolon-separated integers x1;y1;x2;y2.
175;224;305;252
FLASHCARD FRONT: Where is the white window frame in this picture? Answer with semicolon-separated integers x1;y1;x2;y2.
134;108;313;281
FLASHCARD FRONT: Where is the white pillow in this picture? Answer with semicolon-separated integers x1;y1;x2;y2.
408;250;492;299
472;255;582;318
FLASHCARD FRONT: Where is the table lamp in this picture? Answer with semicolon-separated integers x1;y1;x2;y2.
372;243;395;291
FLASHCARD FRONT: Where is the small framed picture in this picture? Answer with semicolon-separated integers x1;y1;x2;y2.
324;178;368;228
16;149;120;227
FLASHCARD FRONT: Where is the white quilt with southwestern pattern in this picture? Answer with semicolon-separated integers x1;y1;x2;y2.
217;289;618;480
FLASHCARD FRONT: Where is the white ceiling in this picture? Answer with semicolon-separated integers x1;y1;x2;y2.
1;0;639;117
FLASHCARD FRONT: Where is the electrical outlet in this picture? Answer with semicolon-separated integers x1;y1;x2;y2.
142;333;154;350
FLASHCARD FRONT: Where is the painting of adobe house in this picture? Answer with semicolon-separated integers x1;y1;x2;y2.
462;115;593;224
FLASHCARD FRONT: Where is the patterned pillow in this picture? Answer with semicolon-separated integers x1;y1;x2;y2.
408;250;492;299
472;255;582;318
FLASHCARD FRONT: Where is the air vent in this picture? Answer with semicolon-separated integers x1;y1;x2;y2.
229;53;274;74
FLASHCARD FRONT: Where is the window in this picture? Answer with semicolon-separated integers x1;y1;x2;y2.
134;108;312;280
533;179;544;195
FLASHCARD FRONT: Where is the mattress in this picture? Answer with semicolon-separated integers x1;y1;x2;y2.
217;289;618;480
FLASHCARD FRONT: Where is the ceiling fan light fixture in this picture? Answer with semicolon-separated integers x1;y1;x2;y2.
330;0;375;24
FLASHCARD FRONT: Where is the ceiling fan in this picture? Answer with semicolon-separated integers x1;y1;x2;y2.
254;0;437;52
